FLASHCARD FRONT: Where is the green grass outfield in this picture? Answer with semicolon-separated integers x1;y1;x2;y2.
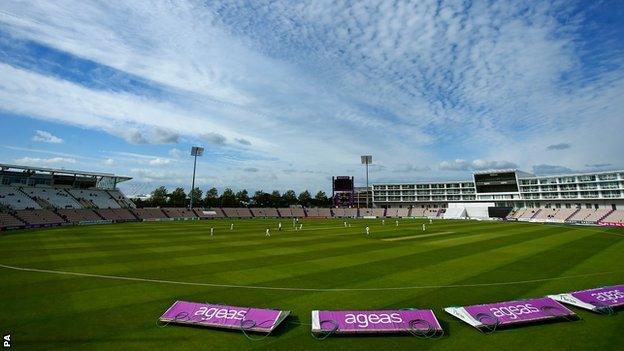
1;218;623;350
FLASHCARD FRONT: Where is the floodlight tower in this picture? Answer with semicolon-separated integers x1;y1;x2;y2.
361;155;372;208
189;146;204;211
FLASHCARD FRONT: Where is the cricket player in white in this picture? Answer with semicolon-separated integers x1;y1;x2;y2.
265;228;270;237
365;226;370;235
382;219;385;225
230;223;234;230
278;222;282;231
210;227;214;236
429;218;433;224
299;224;303;230
422;223;426;231
395;220;399;226
344;221;347;227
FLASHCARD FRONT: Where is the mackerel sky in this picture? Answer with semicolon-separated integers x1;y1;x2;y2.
0;1;623;195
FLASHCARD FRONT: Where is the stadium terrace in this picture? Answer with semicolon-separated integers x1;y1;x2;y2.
1;165;623;230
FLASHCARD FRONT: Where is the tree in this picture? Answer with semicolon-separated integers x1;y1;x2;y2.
314;191;329;207
151;186;168;207
189;187;203;207
282;190;298;206
252;190;270;207
236;189;249;206
169;187;187;207
270;190;282;207
204;187;219;208
298;190;312;207
220;188;237;207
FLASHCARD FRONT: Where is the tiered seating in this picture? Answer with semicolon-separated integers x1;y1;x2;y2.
601;210;624;224
359;209;374;217
0;186;41;210
333;208;347;217
0;212;25;229
566;208;593;222
291;207;305;217
584;208;612;223
132;208;167;220
305;208;320;217
21;186;82;209
373;208;386;217
68;189;121;209
57;209;102;222
193;208;225;218
317;208;331;218
222;208;252;218
425;209;441;218
507;208;528;220
385;208;398;218
277;208;293;217
518;209;539;220
250;208;266;217
96;208;137;221
264;208;279;217
108;190;135;208
344;208;358;217
532;208;559;221
552;208;578;222
410;207;426;217
397;208;409;217
161;208;197;218
14;209;65;226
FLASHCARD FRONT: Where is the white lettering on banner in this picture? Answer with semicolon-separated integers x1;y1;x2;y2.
194;307;247;320
592;289;624;304
489;304;540;320
344;313;403;328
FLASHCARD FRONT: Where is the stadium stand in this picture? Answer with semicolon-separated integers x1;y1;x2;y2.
318;208;332;218
566;208;593;222
108;190;135;208
193;208;225;219
221;207;253;218
57;209;102;223
373;208;386;217
68;189;122;209
584;208;612;223
0;212;25;229
552;208;578;222
21;186;82;209
291;207;305;217
161;208;197;219
277;208;293;217
532;208;558;221
132;208;167;220
0;186;41;210
410;207;426;217
397;207;409;217
359;208;374;217
96;208;137;221
332;208;347;217
305;208;320;217
601;210;624;224
14;209;65;226
518;208;539;220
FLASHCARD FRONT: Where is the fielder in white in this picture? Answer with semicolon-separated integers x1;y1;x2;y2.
365;226;370;235
265;228;270;237
278;222;282;231
422;223;426;231
210;227;214;236
230;223;234;230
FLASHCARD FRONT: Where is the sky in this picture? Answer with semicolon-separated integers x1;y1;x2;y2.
0;1;623;196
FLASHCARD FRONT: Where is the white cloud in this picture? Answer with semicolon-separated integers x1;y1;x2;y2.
439;159;517;171
168;148;184;159
32;130;63;144
14;157;76;165
149;158;171;166
103;158;115;166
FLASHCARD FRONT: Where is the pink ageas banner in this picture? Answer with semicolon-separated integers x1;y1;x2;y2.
311;309;442;334
445;297;576;331
549;285;624;312
159;301;290;333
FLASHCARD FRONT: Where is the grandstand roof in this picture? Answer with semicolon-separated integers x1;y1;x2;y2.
0;163;132;182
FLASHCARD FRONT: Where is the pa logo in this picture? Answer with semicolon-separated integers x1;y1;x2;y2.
2;334;9;348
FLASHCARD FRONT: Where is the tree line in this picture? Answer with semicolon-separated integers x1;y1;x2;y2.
133;186;332;208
